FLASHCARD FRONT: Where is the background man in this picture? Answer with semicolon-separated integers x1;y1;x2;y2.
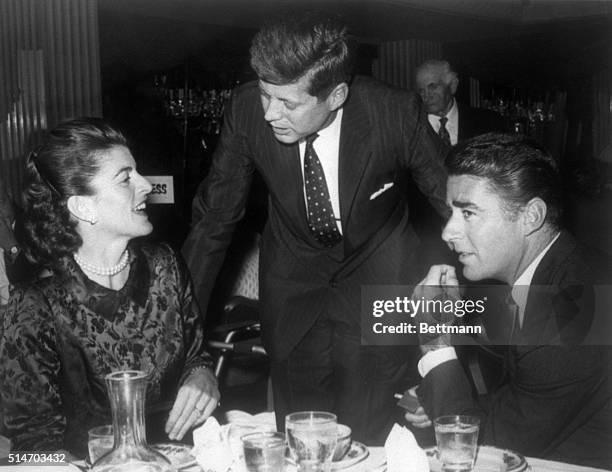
410;59;506;269
406;133;612;468
415;59;505;147
182;13;448;443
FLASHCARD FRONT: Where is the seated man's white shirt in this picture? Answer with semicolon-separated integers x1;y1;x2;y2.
418;232;561;377
299;108;343;234
427;99;458;145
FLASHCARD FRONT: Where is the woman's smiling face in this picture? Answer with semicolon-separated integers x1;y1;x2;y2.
87;145;153;241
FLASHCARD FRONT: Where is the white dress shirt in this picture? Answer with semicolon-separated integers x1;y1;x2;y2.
299;108;343;234
427;99;459;146
418;231;561;377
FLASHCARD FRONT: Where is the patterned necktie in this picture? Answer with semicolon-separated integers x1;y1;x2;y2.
438;117;451;146
303;133;342;247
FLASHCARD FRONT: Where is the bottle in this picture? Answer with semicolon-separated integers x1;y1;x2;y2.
92;370;175;472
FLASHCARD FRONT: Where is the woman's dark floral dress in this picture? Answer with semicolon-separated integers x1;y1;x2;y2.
0;243;212;456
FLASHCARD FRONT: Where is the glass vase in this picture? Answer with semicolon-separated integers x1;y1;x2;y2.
92;370;175;472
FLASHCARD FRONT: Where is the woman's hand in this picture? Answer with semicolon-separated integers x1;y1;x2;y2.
165;367;220;441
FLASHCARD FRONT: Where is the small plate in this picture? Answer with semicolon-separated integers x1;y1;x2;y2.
331;441;369;470
426;445;528;472
151;442;197;470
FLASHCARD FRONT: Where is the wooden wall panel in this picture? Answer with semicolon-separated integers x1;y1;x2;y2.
0;0;102;199
373;39;442;91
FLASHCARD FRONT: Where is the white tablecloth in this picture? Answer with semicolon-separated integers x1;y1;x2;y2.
360;447;611;472
0;450;609;472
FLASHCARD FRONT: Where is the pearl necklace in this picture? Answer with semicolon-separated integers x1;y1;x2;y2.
74;250;130;276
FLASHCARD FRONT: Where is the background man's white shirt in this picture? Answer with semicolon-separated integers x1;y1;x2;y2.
427;99;458;145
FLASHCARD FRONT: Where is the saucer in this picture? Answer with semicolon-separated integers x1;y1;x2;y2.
151;442;197;470
331;441;369;470
425;445;528;472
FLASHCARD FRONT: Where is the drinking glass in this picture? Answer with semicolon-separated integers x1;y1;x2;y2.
88;425;113;463
242;431;286;472
285;411;337;472
434;415;480;472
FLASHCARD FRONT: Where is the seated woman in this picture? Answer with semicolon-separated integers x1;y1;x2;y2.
0;118;219;457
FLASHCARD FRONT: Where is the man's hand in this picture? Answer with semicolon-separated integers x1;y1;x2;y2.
165;367;220;441
403;386;432;429
413;265;460;353
415;264;459;295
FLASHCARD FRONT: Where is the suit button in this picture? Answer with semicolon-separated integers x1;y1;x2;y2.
330;281;338;288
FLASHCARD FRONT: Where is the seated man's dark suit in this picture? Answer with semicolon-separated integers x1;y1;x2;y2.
419;231;612;468
183;76;448;444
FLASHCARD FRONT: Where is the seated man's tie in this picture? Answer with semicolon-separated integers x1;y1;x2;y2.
303;133;342;247
439;117;451;146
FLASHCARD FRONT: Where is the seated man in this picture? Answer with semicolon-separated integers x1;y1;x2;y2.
406;133;612;469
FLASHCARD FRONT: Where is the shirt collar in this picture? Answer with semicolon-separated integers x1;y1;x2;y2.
427;98;457;123
512;232;561;324
446;98;458;122
317;107;343;141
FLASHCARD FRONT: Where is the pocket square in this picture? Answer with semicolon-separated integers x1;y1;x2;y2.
369;182;394;200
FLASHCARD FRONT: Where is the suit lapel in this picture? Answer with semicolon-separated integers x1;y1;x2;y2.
522;231;576;342
338;90;372;229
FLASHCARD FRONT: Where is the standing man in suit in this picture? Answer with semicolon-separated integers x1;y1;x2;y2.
182;12;448;444
405;133;612;468
415;60;505;147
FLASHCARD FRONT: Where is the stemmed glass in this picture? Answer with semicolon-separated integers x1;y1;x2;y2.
285;411;337;472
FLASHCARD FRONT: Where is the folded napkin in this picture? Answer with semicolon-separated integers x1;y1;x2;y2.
191;417;234;472
191;412;279;472
224;409;277;433
384;423;429;472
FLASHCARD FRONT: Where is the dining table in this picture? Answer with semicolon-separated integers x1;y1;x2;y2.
1;447;610;472
1;410;610;472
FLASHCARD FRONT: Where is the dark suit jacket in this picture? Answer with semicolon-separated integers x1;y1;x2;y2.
420;232;612;468
182;76;448;361
457;103;506;141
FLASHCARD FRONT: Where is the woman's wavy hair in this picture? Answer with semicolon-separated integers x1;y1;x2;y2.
21;117;127;268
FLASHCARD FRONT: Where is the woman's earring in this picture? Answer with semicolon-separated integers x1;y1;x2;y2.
89;218;97;225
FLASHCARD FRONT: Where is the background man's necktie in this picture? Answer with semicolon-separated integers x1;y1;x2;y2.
303;134;342;247
439;117;451;146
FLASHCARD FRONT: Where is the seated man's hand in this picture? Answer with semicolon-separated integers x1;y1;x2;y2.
412;265;460;353
165;367;220;441
403;386;431;429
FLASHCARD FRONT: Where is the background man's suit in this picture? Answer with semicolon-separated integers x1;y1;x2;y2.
419;232;612;469
183;76;448;443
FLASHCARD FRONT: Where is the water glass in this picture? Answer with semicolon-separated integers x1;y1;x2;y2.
434;415;480;472
88;424;114;463
242;431;286;472
286;411;337;472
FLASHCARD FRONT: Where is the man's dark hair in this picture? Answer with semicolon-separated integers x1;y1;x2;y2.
446;132;563;228
249;11;355;100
